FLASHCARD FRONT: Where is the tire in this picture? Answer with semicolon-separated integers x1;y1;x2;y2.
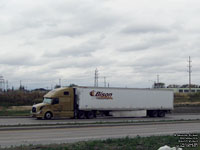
150;110;158;117
45;112;53;120
99;111;106;117
158;111;165;117
78;111;86;119
74;110;78;119
86;111;95;119
104;111;110;116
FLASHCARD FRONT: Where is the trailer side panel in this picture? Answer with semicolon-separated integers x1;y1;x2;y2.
75;87;173;111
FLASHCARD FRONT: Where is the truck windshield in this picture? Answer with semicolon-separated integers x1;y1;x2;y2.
43;98;52;104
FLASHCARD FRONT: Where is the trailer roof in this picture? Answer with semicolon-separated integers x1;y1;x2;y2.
71;86;173;92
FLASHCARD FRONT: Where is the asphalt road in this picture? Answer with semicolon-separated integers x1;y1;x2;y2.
0;114;200;126
0;122;200;148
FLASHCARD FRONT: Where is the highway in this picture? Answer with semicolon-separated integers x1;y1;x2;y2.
0;114;200;126
0;122;200;148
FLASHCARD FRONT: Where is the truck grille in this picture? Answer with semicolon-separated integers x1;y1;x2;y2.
32;107;36;113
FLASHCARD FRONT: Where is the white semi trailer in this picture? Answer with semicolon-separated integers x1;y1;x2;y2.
31;86;174;119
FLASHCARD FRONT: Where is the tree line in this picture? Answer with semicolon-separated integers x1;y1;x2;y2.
0;90;47;107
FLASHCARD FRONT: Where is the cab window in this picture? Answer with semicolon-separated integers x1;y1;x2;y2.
64;91;69;96
52;98;59;105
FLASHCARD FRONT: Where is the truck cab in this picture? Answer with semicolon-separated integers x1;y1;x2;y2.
31;87;74;119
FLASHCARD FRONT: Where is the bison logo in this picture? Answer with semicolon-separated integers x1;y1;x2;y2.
90;90;95;96
89;90;113;100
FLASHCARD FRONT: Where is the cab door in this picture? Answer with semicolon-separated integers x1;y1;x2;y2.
51;98;62;117
59;88;74;118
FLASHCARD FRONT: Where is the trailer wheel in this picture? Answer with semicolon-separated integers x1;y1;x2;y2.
45;112;53;120
104;111;110;116
86;111;95;119
99;111;106;117
150;110;158;117
158;111;165;117
78;111;86;119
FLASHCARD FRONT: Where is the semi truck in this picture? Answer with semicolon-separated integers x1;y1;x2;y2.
31;86;174;119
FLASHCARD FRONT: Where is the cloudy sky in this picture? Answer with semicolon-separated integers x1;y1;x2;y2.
0;0;200;90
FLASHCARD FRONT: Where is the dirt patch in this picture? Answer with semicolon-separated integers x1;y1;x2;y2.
175;102;200;106
173;106;200;113
0;106;4;111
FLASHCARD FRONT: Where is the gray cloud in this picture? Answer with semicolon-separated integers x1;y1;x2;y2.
119;44;150;52
118;34;178;52
0;54;41;66
45;46;94;58
44;36;105;58
38;1;119;38
48;56;114;70
1;0;200;89
121;24;169;34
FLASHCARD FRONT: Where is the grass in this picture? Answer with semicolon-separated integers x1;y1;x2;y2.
0;110;30;116
0;106;31;116
174;93;200;102
174;93;200;107
0;134;199;150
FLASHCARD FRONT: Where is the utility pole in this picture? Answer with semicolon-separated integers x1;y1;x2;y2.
94;68;99;87
19;80;23;90
6;80;8;91
59;78;61;87
188;56;192;93
157;75;159;83
0;75;4;91
104;76;106;87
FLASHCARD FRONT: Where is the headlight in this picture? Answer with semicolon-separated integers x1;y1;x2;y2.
32;107;36;113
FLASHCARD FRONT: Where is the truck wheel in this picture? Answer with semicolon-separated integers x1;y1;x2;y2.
45;112;52;120
150;110;158;117
99;111;106;117
74;110;78;119
86;111;95;119
158;111;165;117
104;111;110;116
78;111;86;119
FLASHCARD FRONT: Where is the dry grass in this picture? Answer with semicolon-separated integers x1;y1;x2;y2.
174;93;200;107
175;101;200;106
7;106;32;111
0;106;31;116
